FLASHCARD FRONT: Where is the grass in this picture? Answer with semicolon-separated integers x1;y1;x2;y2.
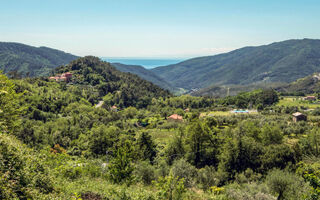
56;176;219;200
208;111;233;116
201;110;259;117
56;177;156;199
277;97;320;109
148;128;178;145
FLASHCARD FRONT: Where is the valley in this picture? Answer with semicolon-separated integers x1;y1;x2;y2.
2;40;320;199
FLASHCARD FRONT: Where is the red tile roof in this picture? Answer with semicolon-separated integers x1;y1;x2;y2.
168;114;183;120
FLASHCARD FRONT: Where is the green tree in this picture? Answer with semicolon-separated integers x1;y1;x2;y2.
266;169;305;200
0;72;21;132
108;145;134;184
136;132;157;162
89;125;120;155
154;175;186;200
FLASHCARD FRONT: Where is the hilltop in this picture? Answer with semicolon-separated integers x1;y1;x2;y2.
152;39;320;90
53;56;171;107
0;42;78;77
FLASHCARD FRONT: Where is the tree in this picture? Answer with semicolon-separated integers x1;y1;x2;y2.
136;132;157;162
0;72;21;132
89;125;120;155
260;124;283;145
185;120;220;168
154;175;186;200
108;145;134;184
257;89;279;106
297;162;320;200
266;169;305;200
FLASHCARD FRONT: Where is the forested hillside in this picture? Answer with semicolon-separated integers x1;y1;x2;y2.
2;61;320;199
192;82;285;97
0;42;78;77
276;72;320;95
53;56;171;107
152;39;320;89
111;62;177;91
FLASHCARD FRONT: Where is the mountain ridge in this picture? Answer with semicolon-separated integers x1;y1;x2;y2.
152;38;320;90
0;42;78;77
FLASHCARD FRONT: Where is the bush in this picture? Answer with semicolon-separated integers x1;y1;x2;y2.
153;175;186;200
266;169;307;200
226;182;275;200
0;134;54;199
197;165;219;190
108;145;134;184
134;161;155;185
155;159;170;178
170;158;197;187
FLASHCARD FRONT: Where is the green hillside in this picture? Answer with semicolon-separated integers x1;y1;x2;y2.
54;56;171;107
111;62;177;91
1;60;320;199
0;42;78;77
276;72;320;95
191;82;285;97
152;39;320;89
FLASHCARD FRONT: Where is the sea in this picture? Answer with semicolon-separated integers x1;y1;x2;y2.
101;58;184;69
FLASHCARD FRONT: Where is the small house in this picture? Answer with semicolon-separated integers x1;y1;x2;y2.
168;114;183;122
292;112;307;122
49;72;72;82
111;105;118;112
304;96;316;101
184;108;190;112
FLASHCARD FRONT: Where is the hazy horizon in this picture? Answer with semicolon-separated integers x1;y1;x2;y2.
102;57;185;69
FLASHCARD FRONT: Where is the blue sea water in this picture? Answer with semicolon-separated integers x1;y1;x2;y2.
101;58;184;69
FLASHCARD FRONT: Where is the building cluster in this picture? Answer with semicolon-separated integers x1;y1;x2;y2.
303;96;317;101
49;72;72;82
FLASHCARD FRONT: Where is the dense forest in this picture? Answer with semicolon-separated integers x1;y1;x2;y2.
2;56;320;199
111;63;178;92
0;42;78;77
152;39;320;89
276;72;320;96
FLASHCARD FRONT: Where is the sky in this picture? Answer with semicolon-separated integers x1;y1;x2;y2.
1;0;320;58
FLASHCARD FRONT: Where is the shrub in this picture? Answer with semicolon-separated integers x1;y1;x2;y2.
226;182;275;200
153;175;186;200
266;169;307;200
134;161;155;185
197;165;219;190
170;158;197;187
108;145;134;184
0;134;54;199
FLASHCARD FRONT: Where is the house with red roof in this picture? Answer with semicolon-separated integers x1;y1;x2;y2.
168;114;183;122
110;105;118;112
49;72;72;82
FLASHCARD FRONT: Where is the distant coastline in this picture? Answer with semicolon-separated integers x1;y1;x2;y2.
101;57;184;69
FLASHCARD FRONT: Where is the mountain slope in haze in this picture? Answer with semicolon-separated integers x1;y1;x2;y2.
191;82;286;97
0;42;78;77
152;39;320;90
111;62;176;91
276;72;320;95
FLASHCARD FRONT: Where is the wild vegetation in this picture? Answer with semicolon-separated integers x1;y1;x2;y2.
0;42;78;77
2;56;320;199
152;39;320;89
111;63;177;92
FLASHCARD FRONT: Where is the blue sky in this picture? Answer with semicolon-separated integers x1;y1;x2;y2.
1;0;320;58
